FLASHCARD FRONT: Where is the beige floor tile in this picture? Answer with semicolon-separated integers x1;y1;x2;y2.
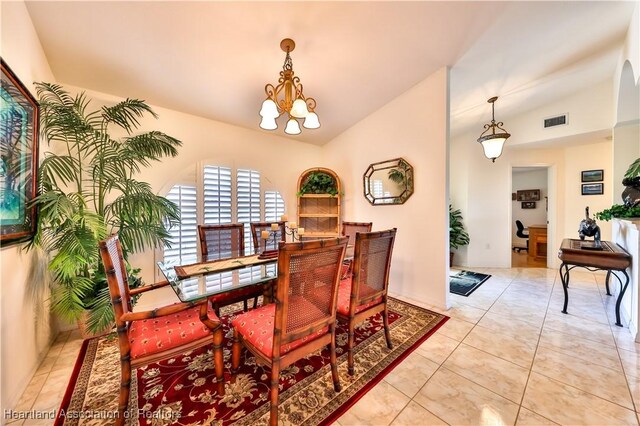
538;328;623;372
515;407;558;425
13;373;48;412
628;374;640;412
476;311;543;337
384;352;439;398
488;302;546;324
413;368;520;426
611;327;640;353
434;317;474;341
619;348;640;380
31;367;74;412
443;344;529;403
339;380;410;426
445;302;486;324
390;400;447;426
522;372;638;425
415;333;459;365
532;345;634;409
542;312;615;347
463;325;537;369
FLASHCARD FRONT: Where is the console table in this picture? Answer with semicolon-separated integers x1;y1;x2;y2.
558;238;631;327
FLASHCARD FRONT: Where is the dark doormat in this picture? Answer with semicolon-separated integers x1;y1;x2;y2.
450;270;492;296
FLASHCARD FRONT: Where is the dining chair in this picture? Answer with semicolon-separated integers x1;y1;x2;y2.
250;221;286;253
98;235;225;425
336;228;397;375
231;237;348;426
198;223;259;313
341;221;373;277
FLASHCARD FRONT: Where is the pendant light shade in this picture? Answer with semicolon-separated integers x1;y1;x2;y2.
477;96;510;162
284;117;301;135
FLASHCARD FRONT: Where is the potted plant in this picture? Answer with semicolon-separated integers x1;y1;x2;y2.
596;158;640;221
449;204;470;266
28;83;181;336
297;171;339;196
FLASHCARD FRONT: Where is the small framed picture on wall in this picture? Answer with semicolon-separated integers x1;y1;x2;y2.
582;183;604;195
521;201;536;209
581;169;604;182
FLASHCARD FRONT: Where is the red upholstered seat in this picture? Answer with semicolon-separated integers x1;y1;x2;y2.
232;299;329;358
128;304;220;360
336;277;383;316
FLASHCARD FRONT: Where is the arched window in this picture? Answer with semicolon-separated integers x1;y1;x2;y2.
164;166;285;265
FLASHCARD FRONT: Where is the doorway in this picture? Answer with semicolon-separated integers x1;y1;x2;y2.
511;167;548;268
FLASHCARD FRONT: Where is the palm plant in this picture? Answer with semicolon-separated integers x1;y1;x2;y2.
449;204;470;250
28;83;181;332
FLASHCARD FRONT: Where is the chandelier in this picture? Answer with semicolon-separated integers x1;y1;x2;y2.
259;38;320;135
477;96;510;162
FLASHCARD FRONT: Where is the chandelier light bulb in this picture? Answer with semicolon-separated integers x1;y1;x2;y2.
260;116;278;130
260;99;279;118
290;98;309;118
284;118;301;135
303;112;320;129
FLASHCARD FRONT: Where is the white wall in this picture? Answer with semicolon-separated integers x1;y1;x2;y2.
512;169;548;248
322;67;450;310
0;1;57;415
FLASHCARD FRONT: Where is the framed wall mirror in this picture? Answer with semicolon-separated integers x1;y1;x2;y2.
363;157;414;205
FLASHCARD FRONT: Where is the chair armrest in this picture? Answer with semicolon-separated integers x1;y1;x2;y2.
129;280;170;296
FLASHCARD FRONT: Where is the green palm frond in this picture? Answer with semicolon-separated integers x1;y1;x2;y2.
39;154;80;186
625;158;640;178
101;99;157;133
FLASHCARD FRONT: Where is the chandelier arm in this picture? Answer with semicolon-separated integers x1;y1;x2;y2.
305;97;317;112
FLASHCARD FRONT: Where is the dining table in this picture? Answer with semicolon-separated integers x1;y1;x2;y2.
157;253;279;304
157;244;355;305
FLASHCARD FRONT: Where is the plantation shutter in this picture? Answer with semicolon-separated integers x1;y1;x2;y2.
203;166;233;225
236;169;261;254
236;169;262;282
264;191;285;222
164;185;198;265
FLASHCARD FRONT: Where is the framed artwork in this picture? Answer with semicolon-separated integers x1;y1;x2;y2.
581;169;604;182
0;59;39;245
582;183;604;196
511;192;517;201
521;201;536;209
516;189;541;201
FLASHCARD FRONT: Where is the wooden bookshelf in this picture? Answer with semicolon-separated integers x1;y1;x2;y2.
297;168;341;238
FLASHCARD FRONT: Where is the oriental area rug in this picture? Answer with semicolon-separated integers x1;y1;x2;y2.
57;297;447;426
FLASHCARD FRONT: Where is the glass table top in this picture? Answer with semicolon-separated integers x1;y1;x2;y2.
157;259;277;303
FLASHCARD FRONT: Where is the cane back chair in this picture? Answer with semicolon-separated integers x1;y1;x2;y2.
198;224;261;313
336;228;397;375
231;237;348;426
99;235;224;425
250;221;286;253
341;221;373;277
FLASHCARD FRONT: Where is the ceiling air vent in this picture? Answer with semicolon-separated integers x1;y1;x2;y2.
543;114;568;128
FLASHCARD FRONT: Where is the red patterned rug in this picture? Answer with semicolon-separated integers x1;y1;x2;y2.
57;297;447;425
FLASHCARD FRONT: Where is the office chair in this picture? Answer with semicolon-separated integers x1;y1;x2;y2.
514;220;529;252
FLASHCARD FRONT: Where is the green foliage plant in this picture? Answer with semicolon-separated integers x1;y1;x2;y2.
387;159;412;186
595;157;640;221
449;204;470;250
297;171;338;196
28;83;181;332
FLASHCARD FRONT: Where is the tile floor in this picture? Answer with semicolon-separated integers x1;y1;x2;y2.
9;267;640;425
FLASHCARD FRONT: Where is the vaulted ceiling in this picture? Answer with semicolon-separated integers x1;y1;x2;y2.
25;1;635;145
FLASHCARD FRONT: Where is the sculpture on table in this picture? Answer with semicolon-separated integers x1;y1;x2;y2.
578;206;601;248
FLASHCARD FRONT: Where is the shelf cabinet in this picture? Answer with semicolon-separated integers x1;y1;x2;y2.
297;168;341;238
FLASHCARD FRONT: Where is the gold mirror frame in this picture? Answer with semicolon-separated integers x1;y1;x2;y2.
363;157;414;205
